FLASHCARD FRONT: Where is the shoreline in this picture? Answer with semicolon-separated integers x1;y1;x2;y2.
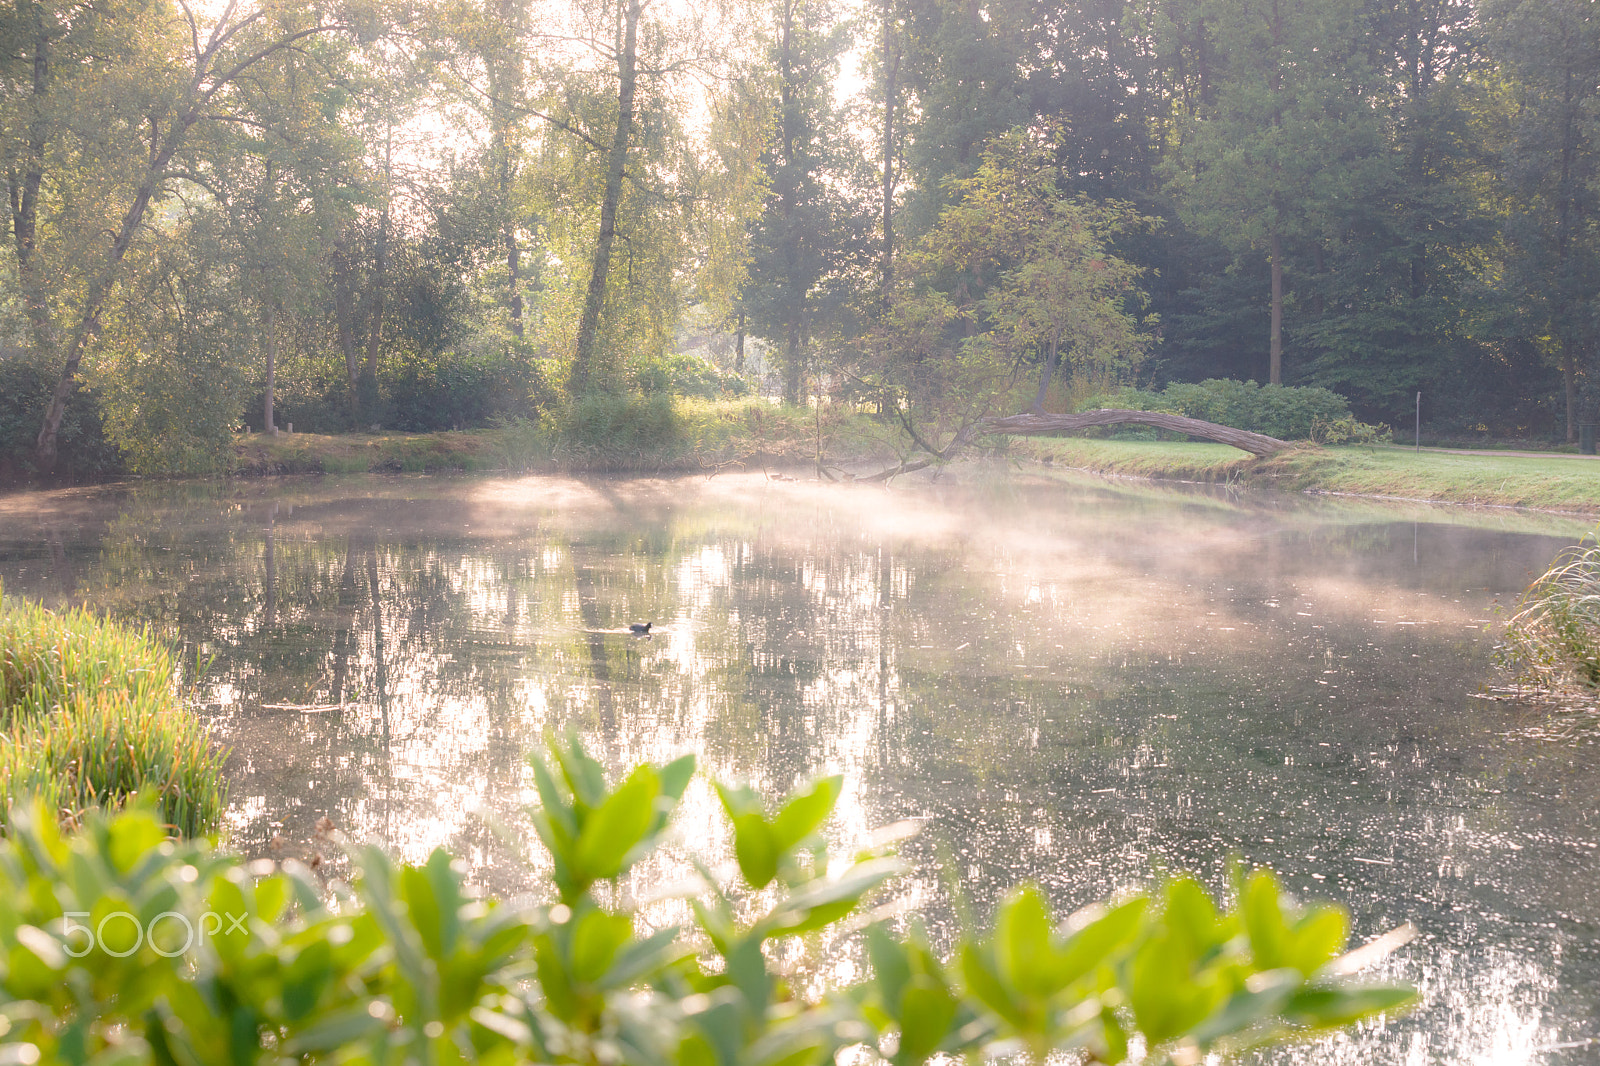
7;430;1599;523
1011;437;1600;518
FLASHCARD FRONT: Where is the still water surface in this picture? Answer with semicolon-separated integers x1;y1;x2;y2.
2;470;1598;1064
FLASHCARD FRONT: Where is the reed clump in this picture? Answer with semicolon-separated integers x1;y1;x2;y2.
0;585;226;834
1502;536;1600;692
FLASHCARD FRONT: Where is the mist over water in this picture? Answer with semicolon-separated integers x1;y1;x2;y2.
2;469;1596;1064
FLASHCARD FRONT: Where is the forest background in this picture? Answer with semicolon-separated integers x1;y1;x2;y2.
0;0;1595;479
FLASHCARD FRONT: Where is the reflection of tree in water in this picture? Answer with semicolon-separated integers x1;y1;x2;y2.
6;476;1598;1063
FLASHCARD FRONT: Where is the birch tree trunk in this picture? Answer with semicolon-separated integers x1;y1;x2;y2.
570;0;642;394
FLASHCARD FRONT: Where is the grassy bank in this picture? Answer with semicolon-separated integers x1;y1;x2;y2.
1016;438;1600;513
237;399;899;476
1502;536;1600;693
0;586;226;834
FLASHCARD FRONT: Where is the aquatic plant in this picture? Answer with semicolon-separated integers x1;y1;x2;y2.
0;584;226;834
1502;535;1600;690
0;736;1414;1065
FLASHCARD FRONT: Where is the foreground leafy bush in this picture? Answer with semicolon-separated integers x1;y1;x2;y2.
0;735;1412;1065
1502;533;1600;690
1084;381;1387;442
0;586;225;834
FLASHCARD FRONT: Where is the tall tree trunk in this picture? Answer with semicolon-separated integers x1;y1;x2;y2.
333;235;361;420
783;320;802;407
734;310;745;374
364;128;391;389
36;127;190;472
507;228;523;339
14;19;58;369
1269;233;1283;385
1564;345;1578;442
777;0;804;405
880;0;898;306
571;0;642;394
490;2;525;341
263;298;278;435
1031;336;1062;414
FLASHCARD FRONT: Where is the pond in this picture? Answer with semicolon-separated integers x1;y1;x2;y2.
1;469;1597;1064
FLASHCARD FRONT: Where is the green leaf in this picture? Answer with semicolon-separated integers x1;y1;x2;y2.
1285;984;1417;1029
897;975;957;1061
658;753;697;803
764;858;902;935
732;813;780;889
770;776;842;853
571;909;632;984
866;924;912;1006
994;886;1055;996
1241;869;1290;971
1162;875;1224;961
1189;968;1300;1047
554;733;609;810
1097;1005;1129;1064
959;943;1026;1029
1055;897;1147;990
1287;906;1348;976
281;939;335;1021
281;1005;387;1055
575;765;661;881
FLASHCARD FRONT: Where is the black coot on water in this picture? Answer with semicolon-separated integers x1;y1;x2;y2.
630;622;652;634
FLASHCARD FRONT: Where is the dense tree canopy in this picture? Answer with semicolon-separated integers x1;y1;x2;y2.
0;0;1593;478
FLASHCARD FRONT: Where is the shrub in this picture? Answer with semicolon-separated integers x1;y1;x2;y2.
266;344;558;435
1501;534;1600;690
0;735;1413;1066
631;351;753;399
0;586;226;834
0;355;124;482
383;346;556;432
1080;380;1386;441
552;392;686;469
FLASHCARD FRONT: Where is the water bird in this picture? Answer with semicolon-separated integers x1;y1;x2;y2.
629;622;653;634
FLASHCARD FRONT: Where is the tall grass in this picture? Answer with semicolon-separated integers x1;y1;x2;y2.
0;585;226;834
1502;535;1600;691
549;394;847;471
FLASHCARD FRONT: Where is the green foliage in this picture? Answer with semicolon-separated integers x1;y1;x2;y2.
1085;380;1385;442
1502;533;1600;690
0;586;226;835
0;735;1412;1065
631;352;753;400
0;356;122;482
918;129;1157;397
264;341;557;436
551;393;686;470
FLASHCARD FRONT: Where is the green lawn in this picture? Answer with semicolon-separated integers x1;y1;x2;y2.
1015;437;1600;514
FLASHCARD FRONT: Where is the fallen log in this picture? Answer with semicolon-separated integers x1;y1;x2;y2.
981;409;1292;456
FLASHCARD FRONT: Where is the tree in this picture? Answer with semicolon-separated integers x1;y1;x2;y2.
1480;0;1600;440
925;130;1156;411
895;0;1030;239
863;129;1156;470
1164;0;1387;385
742;0;874;406
1280;0;1502;424
8;0;382;474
